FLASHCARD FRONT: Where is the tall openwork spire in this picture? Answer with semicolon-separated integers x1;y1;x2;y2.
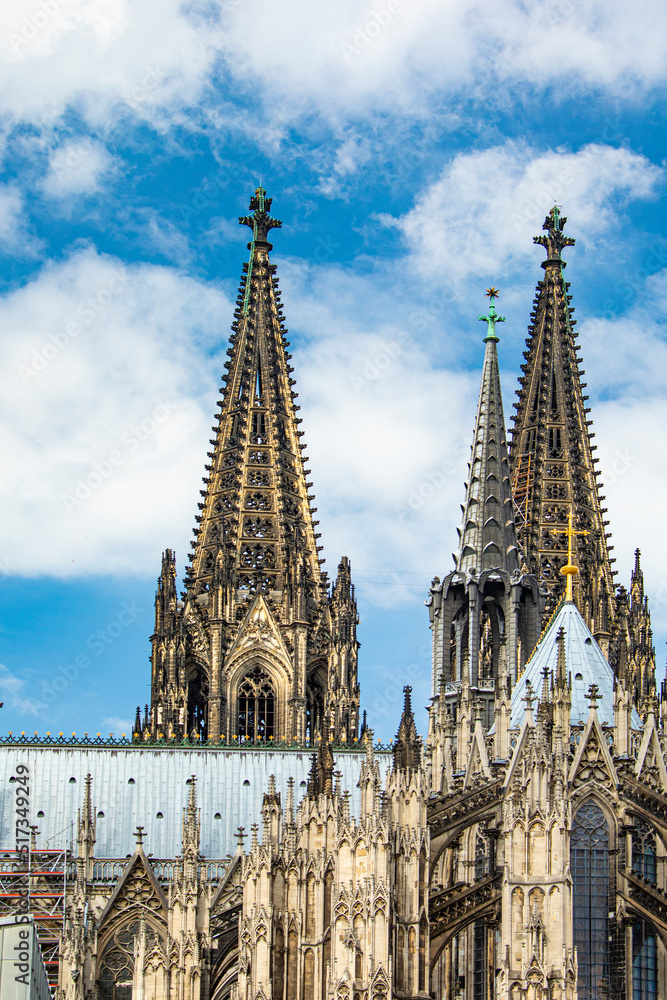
427;292;541;754
184;186;322;599
144;188;360;745
509;208;616;652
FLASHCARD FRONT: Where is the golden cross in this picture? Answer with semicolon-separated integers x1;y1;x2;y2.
553;508;588;602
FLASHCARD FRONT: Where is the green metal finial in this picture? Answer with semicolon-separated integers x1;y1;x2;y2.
479;287;505;342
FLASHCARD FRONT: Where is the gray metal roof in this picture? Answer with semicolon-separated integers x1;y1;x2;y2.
510;601;642;729
0;748;391;859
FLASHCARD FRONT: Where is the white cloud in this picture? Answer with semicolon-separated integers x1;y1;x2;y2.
0;246;230;577
595;397;667;638
387;142;662;283
101;716;133;734
0;0;665;132
41;138;116;198
0;0;223;126
276;259;479;605
0;664;46;717
217;0;667;117
0;183;41;256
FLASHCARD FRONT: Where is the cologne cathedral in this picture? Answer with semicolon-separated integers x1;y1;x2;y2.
1;191;665;1000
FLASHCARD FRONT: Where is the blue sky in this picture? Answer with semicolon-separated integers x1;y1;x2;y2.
0;0;666;741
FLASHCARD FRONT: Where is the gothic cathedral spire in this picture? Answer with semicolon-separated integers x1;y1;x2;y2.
509;208;616;651
142;188;360;746
427;291;541;775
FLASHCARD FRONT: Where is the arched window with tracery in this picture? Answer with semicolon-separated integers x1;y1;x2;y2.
632;821;657;883
238;666;275;741
571;801;610;999
97;921;158;1000
474;826;491;880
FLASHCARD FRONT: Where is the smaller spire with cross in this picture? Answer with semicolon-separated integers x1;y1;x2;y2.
134;826;146;847
479;287;506;343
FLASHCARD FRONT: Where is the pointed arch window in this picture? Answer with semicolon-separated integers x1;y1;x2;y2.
548;427;563;456
251;411;267;443
632;918;657;999
571;801;610;999
97;921;159;1000
632;820;657;882
187;669;208;740
473;921;488;999
238;666;275;741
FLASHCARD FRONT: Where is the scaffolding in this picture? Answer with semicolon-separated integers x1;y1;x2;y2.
512;451;532;533
0;843;71;990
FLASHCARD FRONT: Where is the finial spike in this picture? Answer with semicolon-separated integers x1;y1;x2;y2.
534;206;575;265
479;287;505;342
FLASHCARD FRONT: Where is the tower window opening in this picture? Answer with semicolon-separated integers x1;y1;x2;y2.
238;666;275;741
548;427;562;456
251;412;267;443
255;365;263;401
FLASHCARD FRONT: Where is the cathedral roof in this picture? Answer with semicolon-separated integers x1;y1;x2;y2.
510;599;642;729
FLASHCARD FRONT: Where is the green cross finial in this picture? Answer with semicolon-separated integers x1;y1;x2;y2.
479;287;505;342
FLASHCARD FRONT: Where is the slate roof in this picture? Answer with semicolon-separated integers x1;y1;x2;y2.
0;748;391;858
510;600;642;729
